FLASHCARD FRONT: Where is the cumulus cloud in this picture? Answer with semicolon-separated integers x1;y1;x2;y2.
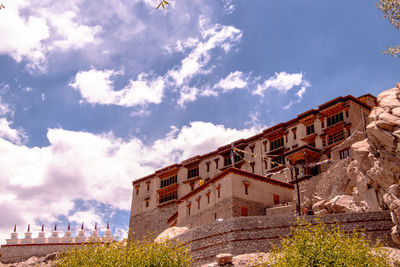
70;69;165;107
177;86;199;108
0;0;101;71
71;18;242;107
0;118;27;145
0;121;260;244
283;81;312;110
167;19;242;86
253;72;304;96
214;71;248;92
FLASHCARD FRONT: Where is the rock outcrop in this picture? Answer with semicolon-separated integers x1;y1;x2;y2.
154;226;189;243
306;83;400;244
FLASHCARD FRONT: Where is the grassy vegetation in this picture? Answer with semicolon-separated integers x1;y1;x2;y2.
56;236;192;267
55;221;393;266
256;220;390;267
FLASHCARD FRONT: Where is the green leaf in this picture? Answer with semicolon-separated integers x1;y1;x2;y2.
156;2;162;9
163;0;170;5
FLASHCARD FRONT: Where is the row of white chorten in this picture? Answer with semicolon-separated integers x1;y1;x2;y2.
5;223;114;245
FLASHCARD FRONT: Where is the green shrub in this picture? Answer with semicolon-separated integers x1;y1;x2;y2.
259;220;389;267
56;236;192;267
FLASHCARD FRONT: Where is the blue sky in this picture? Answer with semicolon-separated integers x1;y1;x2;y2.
0;0;399;242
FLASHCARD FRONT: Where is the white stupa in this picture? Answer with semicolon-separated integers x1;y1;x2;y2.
6;225;20;245
89;223;101;242
75;223;87;243
61;223;74;243
34;224;48;244
48;224;61;243
102;222;114;242
20;224;33;244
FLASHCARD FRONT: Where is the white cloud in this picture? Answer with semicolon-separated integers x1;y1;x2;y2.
223;0;236;14
130;107;151;118
0;121;260;243
214;71;248;92
0;118;27;145
167;19;242;86
177;86;199;108
296;82;310;100
69;209;104;230
283;81;311;110
0;97;26;145
0;0;101;71
0;97;13;116
253;72;304;96
70;69;165;107
71;18;242;108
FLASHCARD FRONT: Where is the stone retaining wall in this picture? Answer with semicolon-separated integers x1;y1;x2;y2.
129;202;177;240
0;243;86;264
174;211;397;265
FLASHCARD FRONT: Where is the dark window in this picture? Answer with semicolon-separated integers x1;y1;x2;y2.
146;182;150;191
270;137;284;151
224;157;231;167
197;199;200;209
340;148;350;159
271;155;285;168
145;199;149;207
214;158;219;169
207;194;210;204
251;163;255;173
206;162;210;172
321;120;325;128
346;110;349;118
347;128;351;137
159;191;177;204
217;187;221;198
328;130;345;145
306;124;315;135
187;205;191;215
160;175;177;188
327;112;344;127
293;131;297;140
224;152;243;166
135;186;139;195
245;186;248;195
187;167;199;179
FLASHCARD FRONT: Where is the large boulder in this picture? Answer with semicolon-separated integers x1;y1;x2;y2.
155;226;189;243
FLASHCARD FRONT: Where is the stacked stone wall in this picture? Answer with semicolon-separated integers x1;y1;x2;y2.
174;211;397;265
178;198;234;228
231;197;265;217
1;243;81;264
178;197;266;228
129;202;177;239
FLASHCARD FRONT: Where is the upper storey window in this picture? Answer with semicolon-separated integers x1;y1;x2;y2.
270;137;284;151
327;112;343;127
306;124;315;135
224;151;243;166
160;175;177;189
187;167;199;179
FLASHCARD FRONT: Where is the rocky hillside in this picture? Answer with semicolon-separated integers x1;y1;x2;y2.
308;83;400;244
